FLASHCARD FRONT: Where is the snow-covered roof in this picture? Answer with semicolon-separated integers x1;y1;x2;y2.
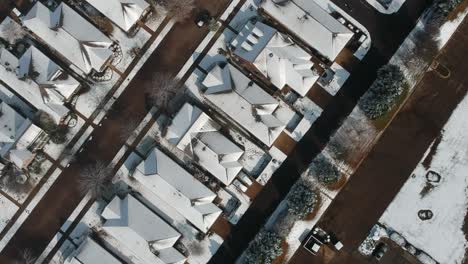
0;18;80;121
200;63;286;146
85;0;150;32
22;2;113;74
231;21;319;96
18;46;80;101
166;103;244;185
0;102;40;168
133;147;222;232
261;0;353;61
102;195;186;264
0;48;69;121
68;238;122;264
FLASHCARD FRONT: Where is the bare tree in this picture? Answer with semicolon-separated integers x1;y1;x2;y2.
148;0;195;22
187;241;205;256
1;20;26;45
145;72;182;111
272;209;298;238
78;161;112;198
119;117;141;141
13;248;36;264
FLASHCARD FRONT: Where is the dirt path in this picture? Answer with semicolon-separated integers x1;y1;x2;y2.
0;0;231;262
289;17;468;264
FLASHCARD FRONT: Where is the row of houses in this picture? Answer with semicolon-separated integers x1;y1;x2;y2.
53;0;362;263
0;0;152;173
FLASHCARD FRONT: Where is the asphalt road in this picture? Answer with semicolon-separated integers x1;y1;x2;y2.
290;16;468;264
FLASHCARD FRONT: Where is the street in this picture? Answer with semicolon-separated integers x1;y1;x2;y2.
290;16;468;264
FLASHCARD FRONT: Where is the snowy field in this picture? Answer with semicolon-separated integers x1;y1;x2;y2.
379;95;468;264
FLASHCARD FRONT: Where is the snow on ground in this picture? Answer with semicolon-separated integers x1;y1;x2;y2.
319;63;350;96
227;129;271;177
270;194;333;262
145;5;168;32
437;9;468;48
358;224;389;256
379;95;468;264
42;115;86;160
325;107;378;170
0;168;62;251
73;73;119;118
112;26;152;73
1;159;53;204
391;5;467;87
0;195;18;233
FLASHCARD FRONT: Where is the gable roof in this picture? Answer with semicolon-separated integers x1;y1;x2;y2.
166;103;244;185
0;18;80;121
201;63;286;146
70;238;122;264
18;46;80;101
261;0;353;61
0;102;40;168
85;0;149;32
22;2;113;74
0;49;69;121
133;148;222;232
102;195;186;264
232;21;319;96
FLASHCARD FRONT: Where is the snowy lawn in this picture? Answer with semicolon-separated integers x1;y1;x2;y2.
379;95;468;264
112;26;152;73
42;114;86;161
1;158;53;204
0;195;18;233
437;9;468;48
73;73;120;119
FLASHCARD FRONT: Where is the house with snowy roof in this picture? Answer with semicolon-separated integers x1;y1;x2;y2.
165;102;244;185
101;194;186;264
65;237;122;264
231;21;320;96
261;0;354;61
131;147;222;232
22;2;114;75
84;0;150;33
0;18;81;122
198;62;292;147
0;102;46;169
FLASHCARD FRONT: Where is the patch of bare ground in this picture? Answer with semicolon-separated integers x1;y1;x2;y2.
272;240;289;264
304;194;323;221
448;0;468;20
